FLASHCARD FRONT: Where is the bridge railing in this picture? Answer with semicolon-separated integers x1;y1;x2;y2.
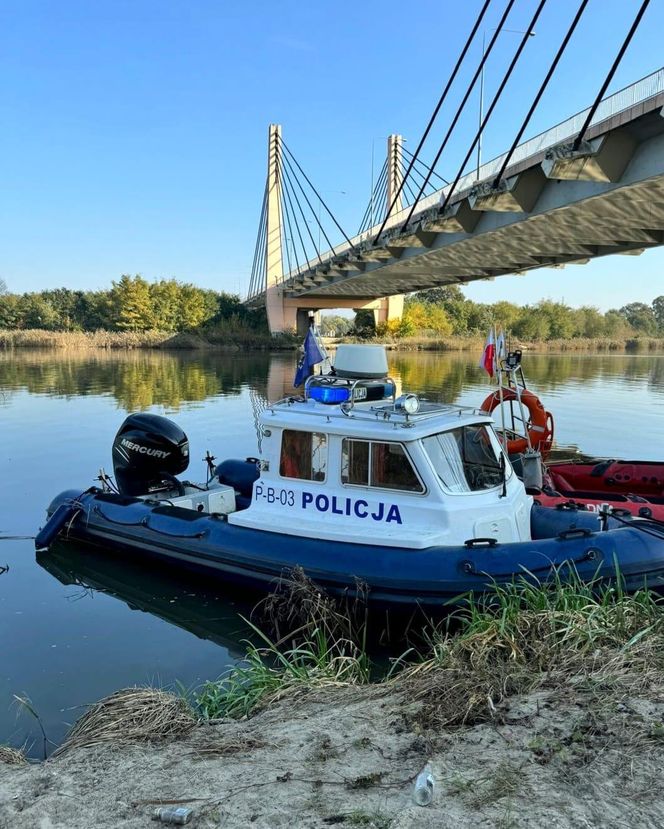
272;66;664;290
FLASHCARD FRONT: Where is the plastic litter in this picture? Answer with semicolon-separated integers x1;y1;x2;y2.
413;763;435;806
151;806;193;824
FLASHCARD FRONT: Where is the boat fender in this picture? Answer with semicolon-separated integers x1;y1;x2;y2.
35;502;81;550
216;458;260;498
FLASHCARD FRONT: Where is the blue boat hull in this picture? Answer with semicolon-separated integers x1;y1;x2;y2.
37;490;664;607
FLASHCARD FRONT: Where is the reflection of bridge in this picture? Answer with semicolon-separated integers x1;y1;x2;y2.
247;68;664;334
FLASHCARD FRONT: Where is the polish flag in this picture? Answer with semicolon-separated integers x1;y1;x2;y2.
479;328;496;378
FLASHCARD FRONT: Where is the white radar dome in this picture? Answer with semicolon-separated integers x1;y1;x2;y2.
334;345;388;379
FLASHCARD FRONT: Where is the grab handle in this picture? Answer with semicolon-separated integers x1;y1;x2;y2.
464;537;499;548
557;528;593;540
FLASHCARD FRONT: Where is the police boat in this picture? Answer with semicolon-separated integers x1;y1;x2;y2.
36;345;664;607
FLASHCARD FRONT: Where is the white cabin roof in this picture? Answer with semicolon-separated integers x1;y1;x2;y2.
260;397;493;440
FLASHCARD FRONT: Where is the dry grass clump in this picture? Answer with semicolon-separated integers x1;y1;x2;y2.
54;688;195;756
0;745;27;765
0;329;171;350
397;576;664;730
257;566;368;647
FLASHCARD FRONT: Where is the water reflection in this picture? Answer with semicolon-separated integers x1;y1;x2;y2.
0;349;275;411
2;348;664;414
388;350;664;399
37;543;250;658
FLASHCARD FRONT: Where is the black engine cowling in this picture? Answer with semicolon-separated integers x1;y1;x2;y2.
112;413;189;496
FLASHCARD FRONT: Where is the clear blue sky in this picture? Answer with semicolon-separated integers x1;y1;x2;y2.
1;0;662;310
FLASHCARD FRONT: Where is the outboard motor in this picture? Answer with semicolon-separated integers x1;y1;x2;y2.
112;413;189;496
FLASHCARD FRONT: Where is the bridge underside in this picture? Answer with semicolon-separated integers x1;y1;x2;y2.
259;98;664;309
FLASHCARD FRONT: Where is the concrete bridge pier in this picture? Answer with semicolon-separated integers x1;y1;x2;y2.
273;295;403;337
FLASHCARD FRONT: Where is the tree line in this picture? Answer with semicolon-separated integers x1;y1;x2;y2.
2;276;662;341
339;286;664;340
0;275;261;332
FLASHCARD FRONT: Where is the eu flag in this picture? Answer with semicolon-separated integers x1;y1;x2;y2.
294;328;324;387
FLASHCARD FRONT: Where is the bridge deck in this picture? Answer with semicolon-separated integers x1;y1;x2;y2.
247;68;664;306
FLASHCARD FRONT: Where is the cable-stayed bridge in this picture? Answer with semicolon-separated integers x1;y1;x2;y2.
245;3;664;334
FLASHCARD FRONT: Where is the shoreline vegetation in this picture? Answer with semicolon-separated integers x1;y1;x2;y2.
2;327;664;354
4;572;664;826
2;277;664;353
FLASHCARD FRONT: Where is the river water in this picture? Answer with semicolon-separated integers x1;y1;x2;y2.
1;348;664;755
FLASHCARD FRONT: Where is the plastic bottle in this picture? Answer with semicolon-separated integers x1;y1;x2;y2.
412;763;435;806
151;806;193;825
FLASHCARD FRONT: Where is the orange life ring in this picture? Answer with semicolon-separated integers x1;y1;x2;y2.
480;388;554;457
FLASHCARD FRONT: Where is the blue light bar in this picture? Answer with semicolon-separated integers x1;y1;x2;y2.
308;385;351;404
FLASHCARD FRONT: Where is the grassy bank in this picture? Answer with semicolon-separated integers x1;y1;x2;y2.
341;334;664;352
3;327;663;353
5;572;664;827
4;571;664;744
0;326;298;351
192;571;664;724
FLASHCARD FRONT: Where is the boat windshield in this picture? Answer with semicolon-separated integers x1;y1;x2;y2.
423;424;506;493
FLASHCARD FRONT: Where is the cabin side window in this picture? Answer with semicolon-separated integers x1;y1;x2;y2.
423;425;505;493
341;439;424;493
279;430;327;481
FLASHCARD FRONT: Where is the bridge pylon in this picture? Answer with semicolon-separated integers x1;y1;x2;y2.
262;126;405;335
264;124;289;333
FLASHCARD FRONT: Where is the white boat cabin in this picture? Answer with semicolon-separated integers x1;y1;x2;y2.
229;345;533;548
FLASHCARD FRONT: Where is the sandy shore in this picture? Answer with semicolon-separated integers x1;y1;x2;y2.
3;676;664;829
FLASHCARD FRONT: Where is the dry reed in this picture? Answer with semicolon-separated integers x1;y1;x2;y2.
256;566;368;647
0;745;27;765
0;329;170;350
54;688;195;756
343;334;664;353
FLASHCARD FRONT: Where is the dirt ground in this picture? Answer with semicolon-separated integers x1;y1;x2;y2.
3;677;664;829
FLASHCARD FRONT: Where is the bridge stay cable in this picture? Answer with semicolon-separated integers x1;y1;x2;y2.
373;0;493;243
572;0;652;150
402;147;449;185
253;215;267;298
439;0;547;216
370;173;389;230
359;164;388;234
402;176;421;205
280;148;335;259
358;158;388;234
400;157;443;198
280;157;321;270
375;173;389;221
366;159;388;228
279;164;302;277
400;0;519;231
279;137;356;251
279;180;293;277
493;0;590;187
279;155;312;271
248;183;266;297
248;182;267;299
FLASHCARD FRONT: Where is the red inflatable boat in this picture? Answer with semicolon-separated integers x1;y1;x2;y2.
547;459;664;498
534;459;664;521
